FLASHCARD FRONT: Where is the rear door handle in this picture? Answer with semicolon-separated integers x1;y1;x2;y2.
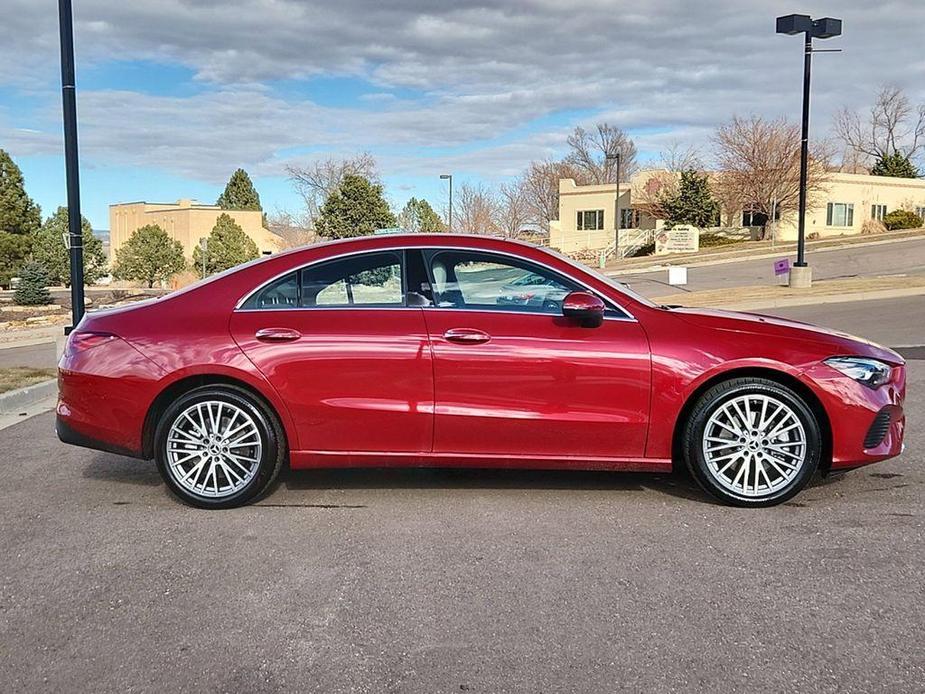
443;328;491;345
255;327;301;342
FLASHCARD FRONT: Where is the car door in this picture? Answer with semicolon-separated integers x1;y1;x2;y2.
418;248;651;461
230;250;433;455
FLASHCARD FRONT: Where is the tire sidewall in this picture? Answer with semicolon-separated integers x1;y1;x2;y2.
154;386;280;509
685;379;822;507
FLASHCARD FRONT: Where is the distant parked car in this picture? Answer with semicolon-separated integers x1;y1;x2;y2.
57;234;906;508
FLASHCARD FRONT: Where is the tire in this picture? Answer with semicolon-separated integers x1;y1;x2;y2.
682;377;821;507
154;385;285;509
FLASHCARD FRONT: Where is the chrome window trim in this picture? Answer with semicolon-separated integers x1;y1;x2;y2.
234;245;637;321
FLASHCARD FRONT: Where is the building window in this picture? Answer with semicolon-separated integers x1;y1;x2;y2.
620;208;636;229
871;204;887;221
577;210;604;231
826;202;854;227
915;206;925;220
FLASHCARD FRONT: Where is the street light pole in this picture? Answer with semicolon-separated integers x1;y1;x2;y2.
58;0;85;328
777;14;842;287
440;174;453;232
605;153;621;253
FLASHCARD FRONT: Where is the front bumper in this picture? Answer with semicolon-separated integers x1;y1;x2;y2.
802;361;906;470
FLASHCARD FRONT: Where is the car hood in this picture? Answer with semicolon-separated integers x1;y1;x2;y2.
668;306;904;365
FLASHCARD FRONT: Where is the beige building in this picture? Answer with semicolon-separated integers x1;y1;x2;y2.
109;199;283;260
550;170;925;254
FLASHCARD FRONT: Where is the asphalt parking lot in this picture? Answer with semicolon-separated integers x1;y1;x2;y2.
1;314;923;692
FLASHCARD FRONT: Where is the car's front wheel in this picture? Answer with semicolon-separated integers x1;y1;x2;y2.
154;385;285;508
682;377;822;507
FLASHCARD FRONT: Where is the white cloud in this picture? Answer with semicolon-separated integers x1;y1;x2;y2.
1;0;924;183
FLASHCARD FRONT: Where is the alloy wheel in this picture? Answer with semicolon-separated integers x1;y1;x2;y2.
164;400;263;499
701;394;808;498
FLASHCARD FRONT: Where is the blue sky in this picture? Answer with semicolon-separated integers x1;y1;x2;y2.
1;1;923;229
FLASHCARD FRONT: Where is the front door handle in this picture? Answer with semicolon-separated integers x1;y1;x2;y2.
255;327;301;342
443;328;491;345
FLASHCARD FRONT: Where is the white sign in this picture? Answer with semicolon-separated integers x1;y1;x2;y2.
655;226;700;256
667;266;688;286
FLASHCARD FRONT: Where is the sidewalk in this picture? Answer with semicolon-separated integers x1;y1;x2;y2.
605;228;925;276
651;274;925;311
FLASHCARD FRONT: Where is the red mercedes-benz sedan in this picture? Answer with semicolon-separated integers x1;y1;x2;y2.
57;234;906;508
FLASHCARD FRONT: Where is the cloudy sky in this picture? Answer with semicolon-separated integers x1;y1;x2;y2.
1;0;924;228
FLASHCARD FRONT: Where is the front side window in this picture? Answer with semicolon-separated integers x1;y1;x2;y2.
826;202;854;227
427;250;582;314
577;209;605;231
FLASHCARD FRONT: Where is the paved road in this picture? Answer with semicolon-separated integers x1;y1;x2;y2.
0;341;57;369
623;236;925;297
1;307;923;692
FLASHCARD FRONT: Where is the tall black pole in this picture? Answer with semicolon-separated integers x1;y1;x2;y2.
614;153;621;242
58;0;85;326
795;31;813;267
448;176;453;233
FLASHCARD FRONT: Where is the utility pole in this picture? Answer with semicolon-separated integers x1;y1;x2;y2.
58;0;85;328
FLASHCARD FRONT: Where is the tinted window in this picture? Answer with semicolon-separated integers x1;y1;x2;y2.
240;272;298;310
301;252;403;307
428;250;580;314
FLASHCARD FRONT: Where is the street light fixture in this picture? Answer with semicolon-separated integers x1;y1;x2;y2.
439;174;453;232
776;13;842;287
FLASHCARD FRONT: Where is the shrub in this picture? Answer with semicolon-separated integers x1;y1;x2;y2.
14;261;52;305
882;209;923;231
861;219;887;235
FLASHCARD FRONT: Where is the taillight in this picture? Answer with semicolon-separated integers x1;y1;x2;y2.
66;331;118;356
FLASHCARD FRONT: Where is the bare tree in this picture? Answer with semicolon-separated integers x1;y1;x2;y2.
713;115;832;239
286;153;379;223
496;178;530;238
657;141;704;172
455;182;499;234
264;209;316;249
521;158;583;231
565;123;638;183
834;85;925;167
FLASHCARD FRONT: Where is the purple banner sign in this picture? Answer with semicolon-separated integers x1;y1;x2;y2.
773;258;791;276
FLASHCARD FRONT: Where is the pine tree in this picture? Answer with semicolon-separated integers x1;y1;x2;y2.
13;261;52;306
870;153;919;178
112;224;187;287
192;213;259;275
217;168;262;210
32;207;108;286
661;169;719;228
316;175;397;239
0;232;33;288
0;149;42;235
398;197;444;232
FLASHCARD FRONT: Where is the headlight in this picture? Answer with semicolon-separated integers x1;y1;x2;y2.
824;357;892;388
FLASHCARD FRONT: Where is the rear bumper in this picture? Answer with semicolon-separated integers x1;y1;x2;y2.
55;415;145;459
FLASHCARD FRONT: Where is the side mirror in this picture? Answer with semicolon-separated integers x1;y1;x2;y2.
562;291;605;328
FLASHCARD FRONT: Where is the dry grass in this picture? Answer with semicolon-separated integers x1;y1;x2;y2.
0;367;57;394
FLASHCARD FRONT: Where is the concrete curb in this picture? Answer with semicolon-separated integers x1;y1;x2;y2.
0;379;58;414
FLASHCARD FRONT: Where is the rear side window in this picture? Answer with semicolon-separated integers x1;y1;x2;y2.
240;272;299;310
301;252;403;307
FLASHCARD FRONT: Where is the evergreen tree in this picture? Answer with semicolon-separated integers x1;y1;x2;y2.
315;174;397;239
661;169;719;228
0;232;33;288
32;207;107;286
112;224;186;287
13;261;52;306
192;213;259;275
0;148;42;235
870;153;920;178
217;168;262;210
398;197;444;232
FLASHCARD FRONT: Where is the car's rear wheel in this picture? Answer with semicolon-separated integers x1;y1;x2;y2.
154;385;285;509
682;377;821;507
